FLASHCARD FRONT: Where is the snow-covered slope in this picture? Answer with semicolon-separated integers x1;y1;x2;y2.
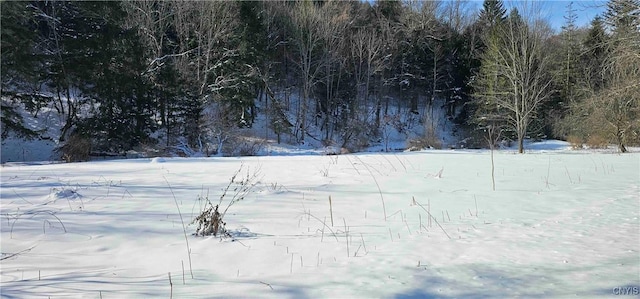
2;91;463;163
0;101;63;163
2;150;638;298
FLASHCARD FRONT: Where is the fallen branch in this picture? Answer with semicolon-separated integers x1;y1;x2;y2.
260;281;274;290
1;245;36;261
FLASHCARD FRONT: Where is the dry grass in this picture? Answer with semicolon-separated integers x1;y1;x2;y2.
586;135;609;149
58;134;91;162
566;135;584;150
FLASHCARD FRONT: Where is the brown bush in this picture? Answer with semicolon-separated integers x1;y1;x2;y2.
566;135;584;150
586;135;609;149
58;134;91;162
223;136;265;157
407;124;442;151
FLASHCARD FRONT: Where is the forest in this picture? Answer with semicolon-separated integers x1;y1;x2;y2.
1;0;638;159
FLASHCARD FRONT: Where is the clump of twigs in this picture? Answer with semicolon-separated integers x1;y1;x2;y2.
192;201;227;237
192;164;261;237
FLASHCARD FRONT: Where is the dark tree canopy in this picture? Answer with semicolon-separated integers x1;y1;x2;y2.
1;0;637;157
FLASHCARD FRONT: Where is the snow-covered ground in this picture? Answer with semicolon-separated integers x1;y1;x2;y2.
1;146;638;298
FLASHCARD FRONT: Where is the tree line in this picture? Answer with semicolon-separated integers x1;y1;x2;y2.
1;0;638;157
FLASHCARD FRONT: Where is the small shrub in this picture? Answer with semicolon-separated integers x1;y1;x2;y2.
349;135;371;153
324;146;349;155
222;136;265;157
322;139;335;147
566;135;584;150
58;134;91;162
586;135;609;149
340;117;373;153
237;139;265;156
192;198;227;237
191;164;261;237
457;134;485;149
407;129;442;151
133;142;166;158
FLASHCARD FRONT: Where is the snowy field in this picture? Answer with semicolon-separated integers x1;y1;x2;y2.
1;146;639;298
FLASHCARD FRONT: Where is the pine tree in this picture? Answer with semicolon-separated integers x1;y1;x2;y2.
582;16;608;91
375;0;403;24
0;2;41;139
73;2;155;152
560;2;580;104
478;0;507;29
605;0;640;38
0;2;37;92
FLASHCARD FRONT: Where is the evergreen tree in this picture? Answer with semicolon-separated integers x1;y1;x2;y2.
0;2;41;138
4;0;570;156
375;0;403;24
30;1;83;141
73;2;155;152
544;2;583;139
582;16;608;91
233;1;269;127
605;0;640;37
460;0;507;127
560;2;580;104
478;0;507;29
0;2;38;93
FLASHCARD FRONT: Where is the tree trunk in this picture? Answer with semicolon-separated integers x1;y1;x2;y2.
518;136;524;154
410;94;418;114
616;129;627;153
618;142;627;153
300;86;308;144
375;98;381;130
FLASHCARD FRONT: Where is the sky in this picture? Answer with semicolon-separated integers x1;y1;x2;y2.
512;1;606;31
465;0;607;32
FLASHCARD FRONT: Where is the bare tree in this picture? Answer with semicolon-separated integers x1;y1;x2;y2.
172;1;240;96
578;29;639;152
372;12;400;129
606;59;639;151
318;1;350;140
350;26;384;129
441;0;474;34
567;0;640;152
122;1;173;75
597;0;639;152
125;1;251;151
474;3;553;153
288;1;325;143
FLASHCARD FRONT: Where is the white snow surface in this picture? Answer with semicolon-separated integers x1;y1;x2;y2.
1;149;639;298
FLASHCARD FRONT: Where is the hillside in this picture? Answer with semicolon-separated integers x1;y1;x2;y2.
1;93;460;163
